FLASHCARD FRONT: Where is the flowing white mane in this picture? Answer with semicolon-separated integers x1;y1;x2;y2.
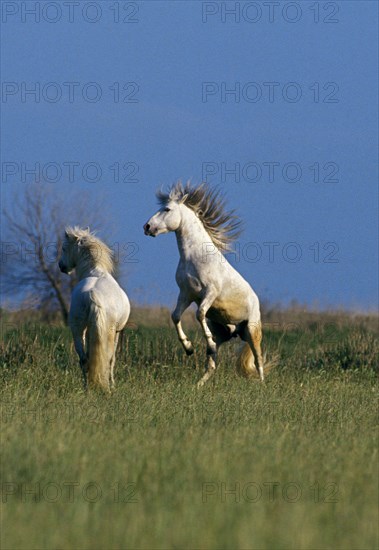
64;226;114;274
156;181;243;252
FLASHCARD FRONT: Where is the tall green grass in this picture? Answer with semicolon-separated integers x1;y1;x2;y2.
1;313;378;549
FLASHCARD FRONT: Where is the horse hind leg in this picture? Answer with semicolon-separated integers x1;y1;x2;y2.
243;322;264;381
197;353;217;388
197;320;230;388
102;326;116;389
110;331;120;389
196;308;218;388
72;328;88;390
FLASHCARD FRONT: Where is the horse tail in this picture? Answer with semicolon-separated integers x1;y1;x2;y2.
86;293;111;391
236;344;278;379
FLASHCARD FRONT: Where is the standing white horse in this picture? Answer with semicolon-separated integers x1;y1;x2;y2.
59;226;130;391
144;181;267;387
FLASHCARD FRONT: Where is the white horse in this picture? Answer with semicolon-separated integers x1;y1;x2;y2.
59;226;130;391
144;181;266;387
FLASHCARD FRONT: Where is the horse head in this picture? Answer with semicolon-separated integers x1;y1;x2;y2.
143;195;188;237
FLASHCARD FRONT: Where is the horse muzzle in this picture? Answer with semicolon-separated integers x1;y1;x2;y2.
143;223;156;237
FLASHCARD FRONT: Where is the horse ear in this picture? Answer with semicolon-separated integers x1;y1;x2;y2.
180;194;188;204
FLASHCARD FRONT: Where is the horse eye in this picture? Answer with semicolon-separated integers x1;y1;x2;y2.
163;207;171;212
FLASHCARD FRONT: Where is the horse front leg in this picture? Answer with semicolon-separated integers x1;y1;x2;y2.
172;292;194;355
196;289;218;387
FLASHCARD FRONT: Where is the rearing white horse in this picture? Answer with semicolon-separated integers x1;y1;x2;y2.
59;226;130;391
144;181;266;387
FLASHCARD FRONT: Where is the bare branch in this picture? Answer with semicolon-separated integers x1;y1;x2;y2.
1;182;108;324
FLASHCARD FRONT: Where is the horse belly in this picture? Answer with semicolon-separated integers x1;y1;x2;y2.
207;296;249;325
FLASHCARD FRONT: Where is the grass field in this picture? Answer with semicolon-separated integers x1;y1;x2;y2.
1;309;378;550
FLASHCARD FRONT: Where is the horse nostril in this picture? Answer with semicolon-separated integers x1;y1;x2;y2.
144;223;150;232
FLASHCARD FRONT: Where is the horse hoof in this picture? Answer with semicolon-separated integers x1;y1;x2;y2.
185;346;194;356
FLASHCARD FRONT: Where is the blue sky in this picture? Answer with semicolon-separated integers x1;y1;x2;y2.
1;0;378;310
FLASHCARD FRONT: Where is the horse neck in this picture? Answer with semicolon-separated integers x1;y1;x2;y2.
175;206;215;261
75;252;107;280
